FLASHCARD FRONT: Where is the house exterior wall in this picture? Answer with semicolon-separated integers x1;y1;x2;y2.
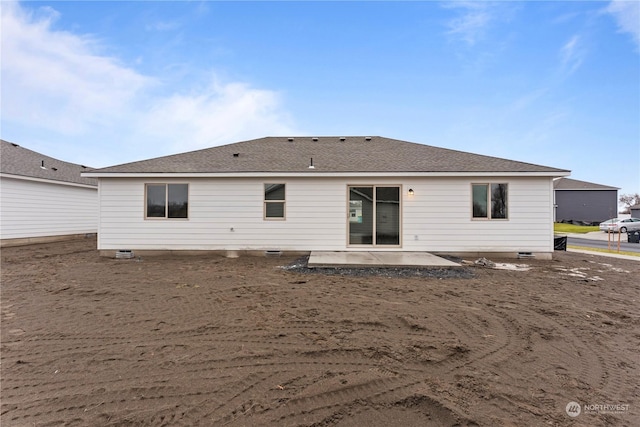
0;176;98;242
555;190;618;223
97;176;555;256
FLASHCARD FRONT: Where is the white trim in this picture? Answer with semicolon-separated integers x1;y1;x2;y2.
263;182;286;220
555;188;618;191
346;184;402;248
144;183;190;220
83;171;570;179
1;173;97;189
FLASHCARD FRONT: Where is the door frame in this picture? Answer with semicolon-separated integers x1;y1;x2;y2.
346;184;402;248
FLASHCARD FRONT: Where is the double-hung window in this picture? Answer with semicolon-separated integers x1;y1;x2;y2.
264;183;285;219
472;183;508;220
146;184;189;219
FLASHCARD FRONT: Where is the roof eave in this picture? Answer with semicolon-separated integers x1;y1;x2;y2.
83;170;571;179
1;172;99;189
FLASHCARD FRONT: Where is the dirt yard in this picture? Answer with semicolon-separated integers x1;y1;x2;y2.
1;237;638;426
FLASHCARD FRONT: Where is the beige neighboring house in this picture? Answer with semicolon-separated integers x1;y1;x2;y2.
84;136;570;259
0;140;98;247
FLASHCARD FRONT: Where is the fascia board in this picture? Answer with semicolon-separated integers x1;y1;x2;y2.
0;173;98;189
83;171;571;179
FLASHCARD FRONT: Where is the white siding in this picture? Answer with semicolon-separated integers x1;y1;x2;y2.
402;177;554;253
0;177;98;240
97;176;555;254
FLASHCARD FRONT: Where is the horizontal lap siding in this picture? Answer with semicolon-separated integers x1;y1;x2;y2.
98;176;554;253
98;178;347;251
0;177;98;239
402;177;553;252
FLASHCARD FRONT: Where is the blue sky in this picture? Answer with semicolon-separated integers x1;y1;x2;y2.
2;0;639;200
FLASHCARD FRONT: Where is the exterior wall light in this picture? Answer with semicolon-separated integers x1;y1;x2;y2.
408;189;414;196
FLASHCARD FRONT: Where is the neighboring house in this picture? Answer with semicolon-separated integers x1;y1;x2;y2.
84;136;570;259
553;177;619;224
630;204;640;218
0;140;98;246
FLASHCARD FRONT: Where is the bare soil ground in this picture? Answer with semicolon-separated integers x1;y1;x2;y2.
1;237;638;426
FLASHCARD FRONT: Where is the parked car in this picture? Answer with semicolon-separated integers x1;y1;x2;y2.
599;218;640;233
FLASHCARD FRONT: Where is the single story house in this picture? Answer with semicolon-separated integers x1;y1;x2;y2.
0;140;98;246
83;136;570;259
630;204;640;218
553;177;619;224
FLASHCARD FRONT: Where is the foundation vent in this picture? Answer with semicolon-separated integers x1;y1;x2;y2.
116;250;134;259
517;252;535;259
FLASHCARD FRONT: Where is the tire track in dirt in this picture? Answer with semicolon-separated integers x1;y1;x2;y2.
518;305;631;401
3;240;638;426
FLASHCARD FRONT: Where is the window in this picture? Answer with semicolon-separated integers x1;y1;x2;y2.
472;183;508;219
264;183;285;219
146;184;188;219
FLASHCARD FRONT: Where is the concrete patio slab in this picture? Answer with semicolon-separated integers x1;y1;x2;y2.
308;251;461;268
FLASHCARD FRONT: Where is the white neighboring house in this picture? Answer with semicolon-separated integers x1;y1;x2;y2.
83;136;570;259
0;140;98;247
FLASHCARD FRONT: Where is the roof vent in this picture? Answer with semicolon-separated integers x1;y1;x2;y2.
51;167;58;171
308;158;315;169
233;153;239;158
339;137;346;141
10;143;19;147
365;136;372;141
288;137;294;141
312;137;318;141
40;160;46;170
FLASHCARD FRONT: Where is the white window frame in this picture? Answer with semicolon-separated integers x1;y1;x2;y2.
144;183;189;220
264;183;286;220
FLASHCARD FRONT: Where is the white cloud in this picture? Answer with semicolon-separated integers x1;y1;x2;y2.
560;34;586;75
139;78;295;152
443;1;492;46
606;0;640;50
145;20;181;32
442;1;518;47
1;1;151;134
0;1;297;164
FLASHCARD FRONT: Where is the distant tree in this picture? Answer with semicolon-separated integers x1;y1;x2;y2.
619;193;640;214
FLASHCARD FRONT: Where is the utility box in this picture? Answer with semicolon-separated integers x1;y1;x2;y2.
554;235;567;251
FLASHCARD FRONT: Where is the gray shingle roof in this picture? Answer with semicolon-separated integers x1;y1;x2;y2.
86;136;569;175
553;177;618;191
1;139;97;186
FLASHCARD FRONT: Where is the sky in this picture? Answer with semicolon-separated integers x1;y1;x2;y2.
1;0;639;200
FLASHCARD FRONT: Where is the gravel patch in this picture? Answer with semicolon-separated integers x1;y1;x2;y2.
281;256;475;279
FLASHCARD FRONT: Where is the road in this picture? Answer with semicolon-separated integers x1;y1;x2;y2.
567;236;640;253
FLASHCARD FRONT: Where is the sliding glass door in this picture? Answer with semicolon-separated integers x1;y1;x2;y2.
348;186;400;246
